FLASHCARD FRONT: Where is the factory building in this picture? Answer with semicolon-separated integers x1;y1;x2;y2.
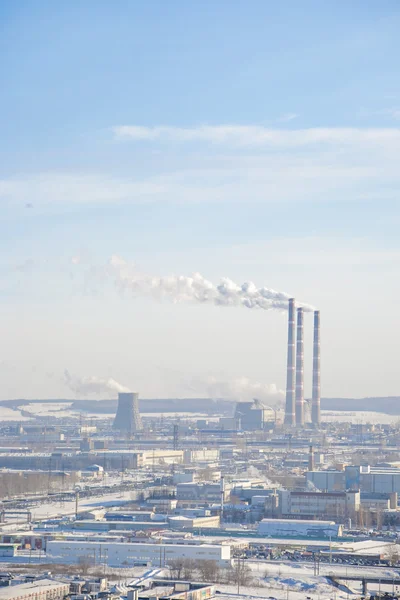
183;449;220;463
258;518;342;538
46;539;231;566
279;489;360;519
176;481;230;505
168;515;220;529
234;400;275;431
0;579;70;600
307;464;400;494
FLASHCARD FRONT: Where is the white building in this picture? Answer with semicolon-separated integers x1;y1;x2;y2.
168;515;220;529
258;518;342;538
46;539;231;566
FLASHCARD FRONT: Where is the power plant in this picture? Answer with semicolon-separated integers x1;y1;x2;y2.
284;299;321;428
113;392;143;435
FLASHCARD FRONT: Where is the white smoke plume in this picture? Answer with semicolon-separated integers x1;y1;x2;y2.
198;375;284;406
244;465;276;487
82;254;314;312
64;369;130;397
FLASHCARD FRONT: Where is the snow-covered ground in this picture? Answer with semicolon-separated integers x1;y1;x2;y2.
245;559;399;581
321;410;399;424
215;579;347;600
23;402;76;417
23;489;140;521
0;406;31;421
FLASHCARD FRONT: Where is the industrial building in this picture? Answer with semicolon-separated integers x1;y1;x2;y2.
279;489;360;519
307;464;400;494
46;539;231;566
0;579;70;600
257;518;342;538
234;400;275;430
176;481;230;505
167;515;220;529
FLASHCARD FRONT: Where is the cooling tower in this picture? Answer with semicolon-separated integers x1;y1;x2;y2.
284;298;296;426
295;307;305;426
311;310;321;427
113;392;143;435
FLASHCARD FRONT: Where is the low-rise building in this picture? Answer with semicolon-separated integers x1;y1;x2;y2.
176;482;229;505
0;579;69;600
46;539;231;566
168;515;220;529
258;518;342;538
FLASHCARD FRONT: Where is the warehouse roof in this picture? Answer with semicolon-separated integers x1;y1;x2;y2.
0;579;68;599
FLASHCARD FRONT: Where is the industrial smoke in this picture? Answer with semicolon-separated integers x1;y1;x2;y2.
82;255;314;313
64;369;130;397
203;376;284;406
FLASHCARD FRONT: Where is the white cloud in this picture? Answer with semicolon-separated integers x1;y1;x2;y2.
359;107;400;121
277;113;299;122
1;124;400;209
382;108;400;120
112;124;400;147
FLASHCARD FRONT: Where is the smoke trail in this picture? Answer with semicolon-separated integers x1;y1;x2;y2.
88;255;314;312
194;375;285;406
64;369;130;397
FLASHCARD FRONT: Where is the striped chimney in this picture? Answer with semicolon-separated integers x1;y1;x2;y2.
284;298;296;426
311;310;321;427
295;307;305;426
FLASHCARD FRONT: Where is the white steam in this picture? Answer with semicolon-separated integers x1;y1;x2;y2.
64;369;130;397
84;254;313;312
198;375;284;406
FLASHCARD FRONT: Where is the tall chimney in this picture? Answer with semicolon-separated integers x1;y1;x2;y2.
311;310;321;427
284;298;296;426
308;444;315;471
295;307;305;426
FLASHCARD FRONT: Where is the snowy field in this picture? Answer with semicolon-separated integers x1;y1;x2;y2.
23;402;76;417
0;488;141;522
0;405;31;421
321;410;400;424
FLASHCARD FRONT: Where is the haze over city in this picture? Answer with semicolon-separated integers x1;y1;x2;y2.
1;1;400;401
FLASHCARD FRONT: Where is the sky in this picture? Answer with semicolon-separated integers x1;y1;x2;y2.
1;1;400;402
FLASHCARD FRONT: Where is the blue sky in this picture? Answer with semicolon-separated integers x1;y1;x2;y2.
1;1;400;402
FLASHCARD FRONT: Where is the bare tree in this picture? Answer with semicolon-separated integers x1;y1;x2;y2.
182;559;196;580
169;558;185;579
386;544;400;566
231;559;253;592
198;560;220;582
77;555;92;575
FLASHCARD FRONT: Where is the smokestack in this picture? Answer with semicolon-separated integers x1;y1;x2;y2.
311;310;321;427
113;392;143;435
308;444;315;471
220;475;225;520
295;307;305;426
284;298;296;426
